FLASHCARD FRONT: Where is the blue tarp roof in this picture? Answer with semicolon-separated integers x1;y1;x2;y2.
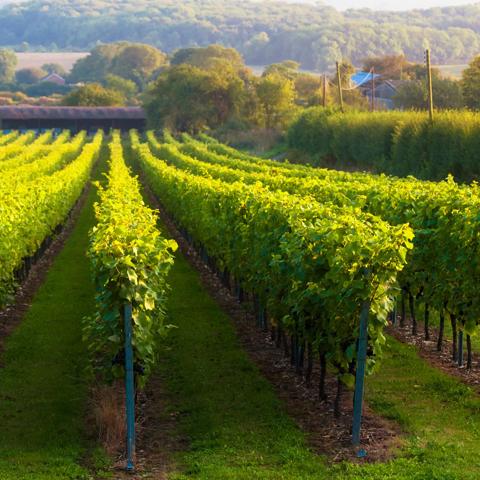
351;71;381;87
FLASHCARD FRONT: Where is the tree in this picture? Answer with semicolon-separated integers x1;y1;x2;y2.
362;55;411;79
394;81;429;110
62;83;124;106
2;1;480;71
204;63;245;125
394;78;464;110
404;63;441;81
0;49;17;84
294;74;323;106
110;44;166;88
70;42;166;89
244;32;270;64
69;43;126;83
263;61;300;80
431;78;464;109
171;45;244;71
143;64;246;132
255;73;295;129
15;68;47;84
462;55;480;110
104;74;138;103
262;61;323;107
41;63;67;77
144;65;212;132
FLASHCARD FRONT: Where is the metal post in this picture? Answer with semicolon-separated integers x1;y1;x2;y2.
458;330;464;367
425;49;434;122
352;301;370;446
336;62;344;113
391;299;397;327
322;74;327;108
371;68;375;112
124;304;136;472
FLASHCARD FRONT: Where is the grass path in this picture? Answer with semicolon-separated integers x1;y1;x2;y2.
0;155;106;479
156;230;480;480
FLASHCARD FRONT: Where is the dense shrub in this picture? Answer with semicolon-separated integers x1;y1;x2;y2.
288;108;480;182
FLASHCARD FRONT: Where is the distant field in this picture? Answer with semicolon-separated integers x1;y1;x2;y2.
251;63;470;79
13;57;468;79
16;52;88;72
437;64;468;79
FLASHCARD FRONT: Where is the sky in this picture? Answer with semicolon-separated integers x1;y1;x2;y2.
321;0;475;10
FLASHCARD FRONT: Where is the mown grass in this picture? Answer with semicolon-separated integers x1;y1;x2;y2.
0;154;107;479
159;251;480;480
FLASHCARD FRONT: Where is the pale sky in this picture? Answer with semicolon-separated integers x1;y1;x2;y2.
323;0;475;10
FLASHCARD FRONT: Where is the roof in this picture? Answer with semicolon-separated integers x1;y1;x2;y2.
351;71;381;87
40;73;66;83
0;106;146;120
388;80;409;89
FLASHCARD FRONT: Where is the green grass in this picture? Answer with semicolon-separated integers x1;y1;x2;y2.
340;339;480;479
160;254;327;479
257;142;288;160
0;155;107;479
158;250;480;480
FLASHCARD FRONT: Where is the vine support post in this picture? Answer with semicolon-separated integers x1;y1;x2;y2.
425;49;434;122
352;300;370;446
336;61;344;113
391;298;397;327
458;330;464;367
124;303;136;473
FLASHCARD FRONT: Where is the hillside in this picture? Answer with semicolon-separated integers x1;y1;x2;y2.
0;0;479;69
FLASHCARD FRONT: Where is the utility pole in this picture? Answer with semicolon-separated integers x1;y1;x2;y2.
425;49;434;122
336;61;344;113
371;68;375;112
322;73;327;108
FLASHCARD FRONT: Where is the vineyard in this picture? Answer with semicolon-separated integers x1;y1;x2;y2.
0;129;480;479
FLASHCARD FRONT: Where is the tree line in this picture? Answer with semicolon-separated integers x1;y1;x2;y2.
2;42;480;134
69;44;480;131
0;0;479;70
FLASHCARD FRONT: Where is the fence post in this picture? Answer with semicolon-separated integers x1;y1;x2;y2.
336;62;344;113
352;300;370;446
425;49;434;122
124;303;136;472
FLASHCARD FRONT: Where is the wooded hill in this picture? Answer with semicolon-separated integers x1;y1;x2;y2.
0;0;479;69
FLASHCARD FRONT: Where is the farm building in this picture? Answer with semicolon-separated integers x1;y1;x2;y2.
351;71;404;109
40;73;67;85
0;106;146;132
